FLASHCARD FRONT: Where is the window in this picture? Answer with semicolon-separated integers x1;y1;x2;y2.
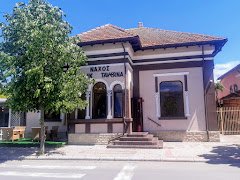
44;112;61;122
113;84;123;118
93;82;107;119
78;93;86;119
77;108;86;119
160;81;184;118
234;84;238;92
230;85;234;93
0;106;9;127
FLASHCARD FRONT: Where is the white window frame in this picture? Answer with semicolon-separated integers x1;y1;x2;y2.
153;72;190;118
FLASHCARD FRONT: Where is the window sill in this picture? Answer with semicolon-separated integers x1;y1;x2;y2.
158;117;188;120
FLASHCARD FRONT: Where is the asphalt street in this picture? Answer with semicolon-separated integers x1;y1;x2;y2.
0;160;239;180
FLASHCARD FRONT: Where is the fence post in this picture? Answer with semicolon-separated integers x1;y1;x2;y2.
220;107;224;135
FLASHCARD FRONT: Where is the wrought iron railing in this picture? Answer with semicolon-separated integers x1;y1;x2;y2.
147;117;161;127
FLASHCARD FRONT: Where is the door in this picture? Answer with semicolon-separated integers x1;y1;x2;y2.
131;98;143;132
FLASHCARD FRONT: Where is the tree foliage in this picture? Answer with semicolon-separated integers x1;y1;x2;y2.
0;0;90;113
0;0;90;153
215;81;224;92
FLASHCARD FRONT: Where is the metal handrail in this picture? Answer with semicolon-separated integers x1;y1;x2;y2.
147;117;161;127
108;133;125;144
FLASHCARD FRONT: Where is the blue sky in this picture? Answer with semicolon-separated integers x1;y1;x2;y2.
1;0;240;79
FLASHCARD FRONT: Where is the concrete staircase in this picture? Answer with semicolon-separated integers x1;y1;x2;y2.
107;132;163;149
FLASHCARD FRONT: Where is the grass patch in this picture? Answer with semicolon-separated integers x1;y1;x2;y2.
0;94;7;98
0;138;66;148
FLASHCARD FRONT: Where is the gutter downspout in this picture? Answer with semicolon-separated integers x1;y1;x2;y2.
121;43;127;134
202;45;210;141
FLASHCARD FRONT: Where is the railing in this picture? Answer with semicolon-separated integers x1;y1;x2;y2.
108;134;125;144
217;107;240;135
147;117;161;127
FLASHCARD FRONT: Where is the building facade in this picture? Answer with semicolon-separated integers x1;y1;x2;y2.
0;23;227;143
217;64;240;107
68;23;227;143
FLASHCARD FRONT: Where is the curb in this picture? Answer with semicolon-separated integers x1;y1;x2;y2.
1;156;238;163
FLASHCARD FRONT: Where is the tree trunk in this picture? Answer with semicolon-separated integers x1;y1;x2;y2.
39;107;45;155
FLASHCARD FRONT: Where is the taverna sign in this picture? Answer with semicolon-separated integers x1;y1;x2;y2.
86;65;124;78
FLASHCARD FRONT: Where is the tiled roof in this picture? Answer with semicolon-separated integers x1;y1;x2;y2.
126;27;225;48
78;24;136;42
218;64;240;80
77;24;227;49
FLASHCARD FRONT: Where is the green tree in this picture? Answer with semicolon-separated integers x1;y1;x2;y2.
0;0;90;154
215;81;224;106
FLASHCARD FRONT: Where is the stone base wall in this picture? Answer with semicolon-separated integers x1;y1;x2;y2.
68;133;123;145
208;131;220;142
153;131;220;142
24;132;67;140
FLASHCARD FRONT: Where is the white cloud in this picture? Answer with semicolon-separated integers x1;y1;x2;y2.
214;61;240;81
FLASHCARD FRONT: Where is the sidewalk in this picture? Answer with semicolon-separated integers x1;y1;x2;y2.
0;135;239;163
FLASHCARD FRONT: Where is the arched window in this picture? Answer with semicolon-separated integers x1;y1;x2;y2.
160;81;184;118
113;84;123;118
93;82;107;119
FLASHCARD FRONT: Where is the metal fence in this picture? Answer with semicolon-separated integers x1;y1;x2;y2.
217;107;240;135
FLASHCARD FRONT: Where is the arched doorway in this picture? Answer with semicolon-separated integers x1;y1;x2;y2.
93;82;107;119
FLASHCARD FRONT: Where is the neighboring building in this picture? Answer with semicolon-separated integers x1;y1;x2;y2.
217;64;240;107
0;23;227;142
0;98;26;128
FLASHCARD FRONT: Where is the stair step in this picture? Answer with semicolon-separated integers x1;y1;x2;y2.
107;144;163;149
114;140;159;145
127;132;149;137
120;135;154;141
107;132;163;149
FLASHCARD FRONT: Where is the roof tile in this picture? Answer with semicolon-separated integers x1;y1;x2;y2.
78;24;226;48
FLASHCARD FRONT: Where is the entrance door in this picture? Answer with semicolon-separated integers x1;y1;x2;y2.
131;98;143;132
92;82;107;119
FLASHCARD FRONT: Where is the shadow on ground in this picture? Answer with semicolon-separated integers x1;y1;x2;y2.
199;144;240;168
0;147;59;163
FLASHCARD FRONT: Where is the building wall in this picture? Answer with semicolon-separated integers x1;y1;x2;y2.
25;111;67;134
218;70;240;99
139;67;206;132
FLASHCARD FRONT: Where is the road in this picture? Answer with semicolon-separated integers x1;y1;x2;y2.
0;160;239;180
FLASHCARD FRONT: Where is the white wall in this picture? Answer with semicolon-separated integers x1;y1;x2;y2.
139;67;206;132
26;111;67;133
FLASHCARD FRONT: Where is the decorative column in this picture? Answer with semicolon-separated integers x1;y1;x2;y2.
154;77;160;118
85;91;91;119
184;75;190;117
155;93;160;118
184;91;190;117
107;90;113;119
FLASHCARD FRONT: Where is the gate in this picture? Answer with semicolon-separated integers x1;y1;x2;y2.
217;107;240;135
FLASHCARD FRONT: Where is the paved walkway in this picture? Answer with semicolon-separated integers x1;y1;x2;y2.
0;135;239;163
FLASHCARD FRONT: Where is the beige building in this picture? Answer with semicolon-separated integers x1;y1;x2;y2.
0;23;227;144
68;23;227;144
